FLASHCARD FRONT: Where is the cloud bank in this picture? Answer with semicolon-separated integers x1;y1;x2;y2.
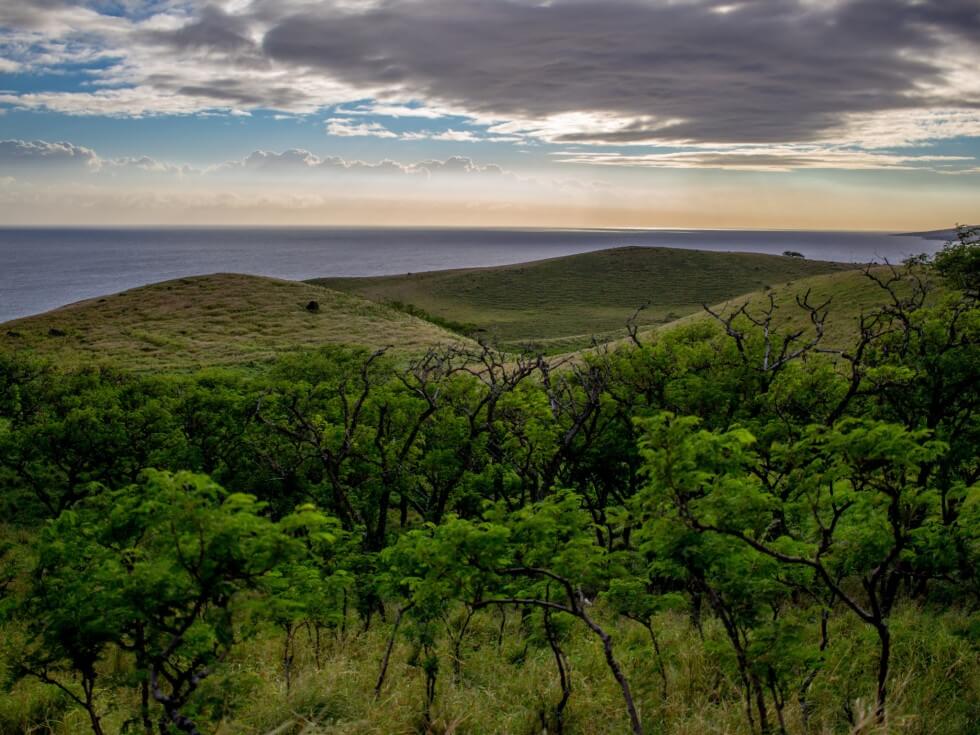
262;0;980;146
0;139;100;168
0;139;507;179
0;0;977;155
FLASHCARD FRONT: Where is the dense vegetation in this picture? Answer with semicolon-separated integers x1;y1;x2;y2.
0;233;977;735
312;247;851;351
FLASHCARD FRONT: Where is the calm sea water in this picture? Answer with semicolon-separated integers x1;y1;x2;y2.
0;227;940;324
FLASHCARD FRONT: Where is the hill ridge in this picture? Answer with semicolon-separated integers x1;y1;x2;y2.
311;246;856;351
1;272;467;371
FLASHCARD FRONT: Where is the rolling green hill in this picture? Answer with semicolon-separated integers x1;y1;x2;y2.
0;250;889;373
311;247;854;351
0;274;466;371
637;265;939;352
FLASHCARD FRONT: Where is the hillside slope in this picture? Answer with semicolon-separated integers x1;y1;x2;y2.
0;274;466;371
311;246;854;351
623;265;942;352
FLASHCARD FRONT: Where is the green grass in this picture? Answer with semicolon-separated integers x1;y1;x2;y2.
0;251;904;373
2;603;973;734
635;265;940;351
0;274;468;372
311;247;855;352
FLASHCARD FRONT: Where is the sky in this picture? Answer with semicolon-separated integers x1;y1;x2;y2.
0;0;979;229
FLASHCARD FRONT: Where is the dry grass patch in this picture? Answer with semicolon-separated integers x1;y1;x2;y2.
0;274;469;372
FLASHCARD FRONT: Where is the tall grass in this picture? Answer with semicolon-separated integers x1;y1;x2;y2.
2;604;974;735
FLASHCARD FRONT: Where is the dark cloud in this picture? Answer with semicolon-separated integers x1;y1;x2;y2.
261;0;980;144
143;5;255;53
168;78;314;110
3;0;978;149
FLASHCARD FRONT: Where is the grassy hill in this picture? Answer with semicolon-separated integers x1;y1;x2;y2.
311;247;854;351
0;250;883;372
0;274;466;371
614;265;940;355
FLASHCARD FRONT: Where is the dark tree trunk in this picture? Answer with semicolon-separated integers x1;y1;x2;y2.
282;623;296;694
874;622;890;724
374;604;410;698
140;676;153;735
544;608;572;735
579;610;643;735
449;606;475;685
82;679;105;735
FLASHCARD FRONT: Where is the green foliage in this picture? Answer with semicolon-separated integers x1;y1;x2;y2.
0;251;977;733
7;471;336;734
382;299;480;337
932;225;980;294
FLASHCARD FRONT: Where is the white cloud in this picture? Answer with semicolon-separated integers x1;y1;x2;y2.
553;145;976;173
0;2;361;117
0;0;976;176
833;109;980;150
0;88;250;118
409;156;503;176
325;118;398;138
106;156;196;175
0;139;198;176
210;148;508;179
0;139;101;169
402;128;481;143
486;111;689;146
0;139;509;181
338;102;449;119
216;148;409;175
325;120;488;143
429;129;480;142
234;149;323;171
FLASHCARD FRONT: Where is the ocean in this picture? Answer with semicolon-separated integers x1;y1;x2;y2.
0;227;942;324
